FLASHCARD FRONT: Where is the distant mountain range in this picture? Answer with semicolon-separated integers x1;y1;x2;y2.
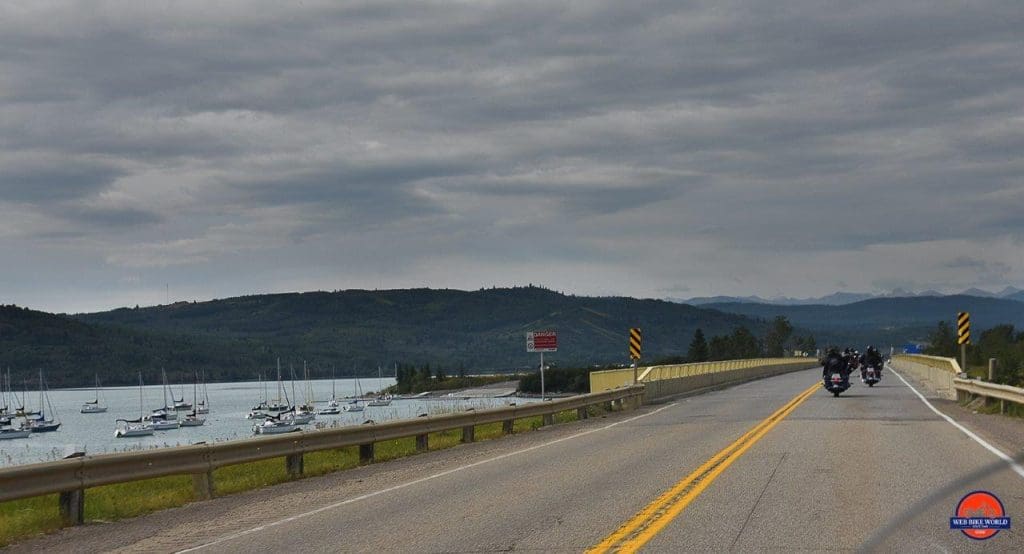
698;295;1024;348
672;286;1024;306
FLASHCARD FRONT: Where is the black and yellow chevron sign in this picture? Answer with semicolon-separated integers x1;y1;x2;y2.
629;328;642;360
957;311;970;345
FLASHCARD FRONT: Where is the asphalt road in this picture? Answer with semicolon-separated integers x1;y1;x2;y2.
12;366;1023;552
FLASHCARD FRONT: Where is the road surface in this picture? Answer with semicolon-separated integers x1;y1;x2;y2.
12;366;1023;552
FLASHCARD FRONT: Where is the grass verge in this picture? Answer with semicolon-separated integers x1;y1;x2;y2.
0;403;614;546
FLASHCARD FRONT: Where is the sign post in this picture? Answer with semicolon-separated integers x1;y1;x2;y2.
629;328;642;384
957;311;970;374
527;331;557;401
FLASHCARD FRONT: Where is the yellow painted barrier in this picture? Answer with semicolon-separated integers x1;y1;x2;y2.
890;354;961;400
589;357;818;400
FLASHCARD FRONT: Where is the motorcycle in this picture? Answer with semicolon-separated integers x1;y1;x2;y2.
824;371;851;397
863;364;881;387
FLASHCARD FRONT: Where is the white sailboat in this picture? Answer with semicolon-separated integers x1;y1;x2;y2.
0;372;30;438
180;371;206;427
343;369;365;412
367;365;392;407
252;414;300;434
172;379;192;411
278;363;314;424
115;373;156;438
195;370;210;414
150;369;178;421
0;427;30;440
318;368;341;415
81;374;108;413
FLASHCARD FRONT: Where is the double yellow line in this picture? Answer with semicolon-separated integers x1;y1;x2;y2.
588;382;820;554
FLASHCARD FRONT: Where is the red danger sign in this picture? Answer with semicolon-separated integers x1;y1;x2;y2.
527;331;557;352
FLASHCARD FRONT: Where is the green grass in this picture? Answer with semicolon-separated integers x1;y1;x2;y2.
0;404;612;547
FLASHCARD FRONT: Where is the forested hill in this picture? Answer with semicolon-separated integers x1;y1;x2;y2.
4;287;768;387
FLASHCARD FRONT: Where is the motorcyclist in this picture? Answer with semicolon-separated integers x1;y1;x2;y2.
862;346;883;379
822;347;849;381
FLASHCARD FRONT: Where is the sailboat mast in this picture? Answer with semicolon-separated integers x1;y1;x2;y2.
276;358;283;404
162;368;169;409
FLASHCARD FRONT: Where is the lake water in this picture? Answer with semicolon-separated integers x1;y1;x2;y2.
0;378;528;467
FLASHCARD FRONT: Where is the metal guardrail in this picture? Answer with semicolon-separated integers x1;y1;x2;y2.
895;354;1024;409
0;385;645;523
953;378;1024;408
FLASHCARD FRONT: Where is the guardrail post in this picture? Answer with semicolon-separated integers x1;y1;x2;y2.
461;425;475;443
359;443;374;464
502;419;514;434
58;450;85;526
286;453;304;477
577;407;588;420
989;358;997;381
59;489;85;526
416;433;428;451
542;413;554;426
192;471;215;500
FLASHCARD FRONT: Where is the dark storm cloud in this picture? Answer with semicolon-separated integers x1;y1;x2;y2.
1;0;1023;311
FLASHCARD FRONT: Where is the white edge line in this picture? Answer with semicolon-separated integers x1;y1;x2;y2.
888;364;1024;479
177;401;679;553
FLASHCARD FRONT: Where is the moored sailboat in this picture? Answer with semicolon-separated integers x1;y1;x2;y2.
366;365;392;407
195;370;210;414
180;371;206;427
81;374;108;413
115;373;156;438
25;370;61;433
318;368;341;415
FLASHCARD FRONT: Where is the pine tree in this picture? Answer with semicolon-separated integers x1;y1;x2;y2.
687;328;709;362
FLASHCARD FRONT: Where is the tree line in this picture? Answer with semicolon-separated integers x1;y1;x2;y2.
519;318;807;394
925;321;1024;386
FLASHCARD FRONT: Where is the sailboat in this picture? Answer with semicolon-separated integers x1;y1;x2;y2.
195;370;210;414
149;369;178;421
252;414;300;434
115;373;156;437
0;369;12;425
172;379;192;411
248;360;290;419
25;370;61;433
278;364;314;425
0;426;30;439
0;372;30;438
14;378;42;421
318;368;341;415
81;374;108;413
180;371;206;427
296;361;317;418
144;369;179;430
343;368;364;412
367;365;393;407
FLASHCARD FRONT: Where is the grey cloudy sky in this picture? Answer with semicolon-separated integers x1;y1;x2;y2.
2;0;1023;313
